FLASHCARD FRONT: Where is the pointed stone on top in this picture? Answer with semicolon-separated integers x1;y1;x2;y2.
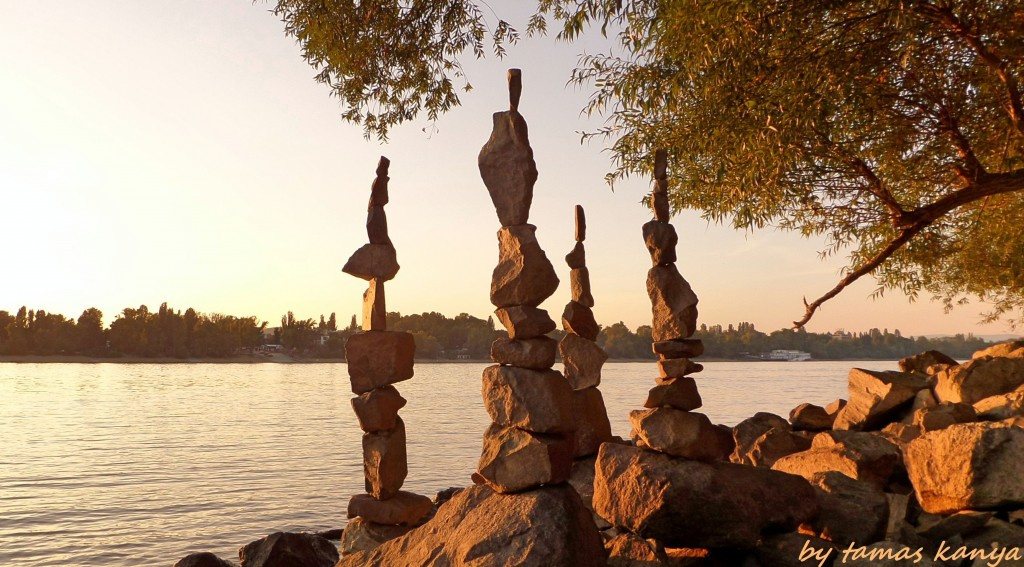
654;149;667;181
508;69;522;113
376;156;390;177
574;205;586;242
479;70;537;227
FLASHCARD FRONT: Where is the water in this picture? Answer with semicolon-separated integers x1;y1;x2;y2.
0;360;895;566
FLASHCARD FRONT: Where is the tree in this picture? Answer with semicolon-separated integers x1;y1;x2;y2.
271;0;1024;326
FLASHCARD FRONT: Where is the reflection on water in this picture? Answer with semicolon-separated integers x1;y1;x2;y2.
0;360;894;566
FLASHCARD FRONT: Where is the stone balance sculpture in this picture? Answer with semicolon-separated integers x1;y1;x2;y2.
342;157;432;528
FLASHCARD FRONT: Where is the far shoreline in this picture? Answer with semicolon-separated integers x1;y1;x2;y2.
0;355;902;364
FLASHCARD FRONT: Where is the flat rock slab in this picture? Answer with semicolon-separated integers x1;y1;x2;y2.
833;368;929;431
490;336;558;369
905;420;1024;514
238;532;338;567
476;423;573;493
934;355;1024;405
560;332;607;390
494;305;556;339
647;265;698;342
593;443;817;549
491;224;559;308
362;417;407;499
478;111;537;227
771;430;903;490
338;484;606;566
343;243;400;282
351;385;406;433
572;387;613;458
629;407;729;462
652;339;704;359
345;331;416;394
482;365;574;434
347;491;434;526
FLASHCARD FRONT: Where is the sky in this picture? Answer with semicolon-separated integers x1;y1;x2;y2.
0;1;1015;338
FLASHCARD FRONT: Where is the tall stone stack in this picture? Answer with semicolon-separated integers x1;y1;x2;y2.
629;149;731;461
342;157;432;529
560;205;613;458
474;69;576;493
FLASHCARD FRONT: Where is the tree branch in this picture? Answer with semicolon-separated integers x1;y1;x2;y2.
815;133;907;223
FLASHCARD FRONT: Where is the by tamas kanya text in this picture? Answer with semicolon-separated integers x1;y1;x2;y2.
799;539;1022;566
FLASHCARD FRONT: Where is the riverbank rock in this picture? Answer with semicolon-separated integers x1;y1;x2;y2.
347;491;434;526
490;336;557;369
345;331;415;394
730;412;790;464
904;420;1024;514
973;386;1024;420
789;403;835;431
478;110;537;227
482;365;574;434
560;333;608;390
173;552;235;567
646;265;699;342
806;471;889;547
934;354;1024;405
833;368;929;431
338;484;607;566
494;305;556;339
604;533;666;566
238;532;338;567
342;243;400;282
476;424;573;493
593;443;817;548
899;350;959;375
741;427;812;468
771;430;903;489
491;224;559;308
350;386;406;433
629;408;729;461
911;402;976;432
339;518;414;556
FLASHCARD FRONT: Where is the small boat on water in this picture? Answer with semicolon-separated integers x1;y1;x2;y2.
755;349;812;361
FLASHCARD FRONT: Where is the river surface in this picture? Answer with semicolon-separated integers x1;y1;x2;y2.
0;360;895;566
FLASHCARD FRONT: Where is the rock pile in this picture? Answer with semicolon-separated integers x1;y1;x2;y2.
342;158;432;536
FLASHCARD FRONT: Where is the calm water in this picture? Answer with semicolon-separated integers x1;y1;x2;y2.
0;360;895;566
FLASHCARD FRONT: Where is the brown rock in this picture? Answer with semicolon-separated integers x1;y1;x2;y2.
772;430;903;490
789;403;835;432
570;268;595;307
494;305;556;339
973;386;1024;420
730;412;790;464
825;398;847;416
654;149;668;180
741;427;813;468
562;301;600;341
343;243;400;282
340;517;415;556
481;365;574;434
629;408;729;461
374;155;390;177
347;491;434;526
642;220;678;266
366;205;390;245
565;241;586;269
363;417;407;500
507;68;522;111
973;340;1024;359
573;387;613;458
361;279;386;331
881;422;922;444
652;192;670;223
491;224;559;307
476;423;573;493
560;333;608;390
574;204;586;242
238;532;338;567
345;331;415;394
369;175;388;207
912;402;977;432
899;350;958;375
593;443;818;549
934;355;1024;405
756;534;838;567
605;533;666;566
657;358;702;378
647;265;698;342
350;385;406;433
905;421;1024;514
338;484;606;567
173;552;235;567
643;377;702;411
567;456;611;530
478;110;537;227
652;339;704;359
490;336;558;369
805;471;888;547
833;368;930;431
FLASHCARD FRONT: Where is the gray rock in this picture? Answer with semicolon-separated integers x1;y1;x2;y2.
899;350;958;375
478;111;537;227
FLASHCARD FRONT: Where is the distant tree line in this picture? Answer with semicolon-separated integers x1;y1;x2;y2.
0;304;998;360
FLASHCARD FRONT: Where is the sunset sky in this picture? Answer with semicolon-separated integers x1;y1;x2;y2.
0;1;1014;338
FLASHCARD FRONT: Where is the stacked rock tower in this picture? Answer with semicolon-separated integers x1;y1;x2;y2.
474;69;576;493
629;149;730;460
560;205;613;458
342;157;432;528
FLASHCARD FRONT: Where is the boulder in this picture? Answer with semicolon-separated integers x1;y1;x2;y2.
646;265;699;342
740;427;812;468
771;430;903;489
347;491;434;526
345;331;415;394
934;355;1024;405
494;305;556;339
570;267;595;308
904;421;1024;514
825;398;847;416
789;403;835;431
730;412;790;464
482;365;574;434
973;386;1024;420
880;422;922;445
491;224;560;307
560;333;608;390
350;385;406;433
572;387;613;458
641;220;678;266
657;358;702;379
973;340;1024;359
805;471;889;547
593;443;818;549
643;377;702;412
562;301;600;341
338;484;606;566
362;417;407;499
898;350;958;375
366;205;390;245
342;243;400;282
339;517;414;556
490;336;558;369
604;533;666;566
173;552;235;567
567;456;611;529
478;110;537;227
833;368;929;431
361;279;386;331
629;408;729;461
565;241;586;269
476;423;574;493
238;532;338;567
652;339;704;359
911;402;977;432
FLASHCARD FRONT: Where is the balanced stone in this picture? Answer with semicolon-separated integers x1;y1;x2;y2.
490;336;558;370
478;111;537;227
507;68;522;112
346;331;416;394
343;243;400;282
369;176;389;207
493;305;555;339
375;156;390;177
476;423;573;493
574;204;586;242
643;376;702;411
652;339;704;359
568;267;594;308
572;387;613;458
653;148;668;180
347;491;433;526
561;301;599;341
366;206;390;245
565;241;585;269
630;407;729;461
642;220;677;266
657;357;702;378
559;332;608;390
490;224;559;307
647;264;698;341
351;385;407;432
362;279;386;331
363;417;407;500
481;365;574;434
652;192;670;222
